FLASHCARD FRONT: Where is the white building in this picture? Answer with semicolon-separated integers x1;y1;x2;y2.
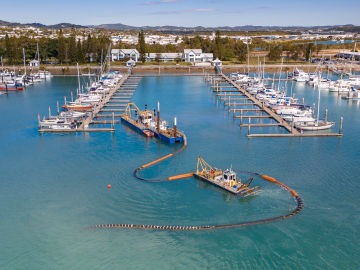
212;58;222;67
29;59;40;67
183;49;213;63
126;59;136;67
111;49;140;62
111;48;213;63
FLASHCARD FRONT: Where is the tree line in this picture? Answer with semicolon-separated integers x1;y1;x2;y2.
0;29;354;65
131;30;345;63
0;28;111;65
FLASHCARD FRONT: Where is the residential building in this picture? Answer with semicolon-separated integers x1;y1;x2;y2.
111;49;139;62
183;49;213;63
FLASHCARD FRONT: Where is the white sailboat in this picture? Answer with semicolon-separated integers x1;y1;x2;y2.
341;88;360;100
295;73;335;131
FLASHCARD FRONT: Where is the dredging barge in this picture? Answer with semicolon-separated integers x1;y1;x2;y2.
121;102;184;144
194;156;261;196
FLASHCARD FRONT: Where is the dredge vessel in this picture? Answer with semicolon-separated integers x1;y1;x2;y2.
195;156;261;196
121;102;184;143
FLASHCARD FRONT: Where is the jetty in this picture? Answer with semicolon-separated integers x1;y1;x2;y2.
39;73;142;133
204;70;343;138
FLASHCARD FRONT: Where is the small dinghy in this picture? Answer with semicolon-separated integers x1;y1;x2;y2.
143;130;154;137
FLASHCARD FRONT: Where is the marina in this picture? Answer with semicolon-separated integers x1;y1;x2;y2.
38;71;142;133
0;45;53;93
1;0;360;267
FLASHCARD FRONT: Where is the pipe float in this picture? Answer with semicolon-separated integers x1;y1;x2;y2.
90;137;303;231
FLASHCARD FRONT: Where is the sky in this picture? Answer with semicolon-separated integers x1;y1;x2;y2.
1;0;359;27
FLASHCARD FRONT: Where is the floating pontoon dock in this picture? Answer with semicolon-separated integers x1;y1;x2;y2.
204;70;343;138
39;73;142;133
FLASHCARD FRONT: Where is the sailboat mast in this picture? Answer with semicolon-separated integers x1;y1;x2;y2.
257;56;260;80
263;57;265;80
100;48;103;77
107;44;111;73
350;41;356;75
278;57;283;92
77;63;81;91
317;72;321;123
88;65;91;84
246;40;250;75
37;42;40;63
23;48;26;75
259;61;261;81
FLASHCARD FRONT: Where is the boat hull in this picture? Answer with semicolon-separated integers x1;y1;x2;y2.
121;117;183;143
194;173;239;195
342;97;360;100
296;122;335;131
121;117;148;135
155;131;184;144
0;86;24;90
62;105;93;111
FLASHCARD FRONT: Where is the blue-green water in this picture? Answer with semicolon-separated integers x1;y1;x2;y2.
0;76;359;269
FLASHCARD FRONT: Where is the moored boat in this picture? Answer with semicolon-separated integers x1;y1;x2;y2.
62;102;93;111
341;88;360;100
295;120;335;131
0;82;24;90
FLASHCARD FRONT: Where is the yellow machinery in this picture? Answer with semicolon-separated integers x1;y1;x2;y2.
196;156;223;180
196;156;261;196
122;103;153;121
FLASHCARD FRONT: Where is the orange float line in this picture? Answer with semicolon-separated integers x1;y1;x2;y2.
167;173;194;181
261;175;298;197
141;153;174;168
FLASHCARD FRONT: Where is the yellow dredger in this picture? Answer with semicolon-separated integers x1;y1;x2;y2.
194;156;261;196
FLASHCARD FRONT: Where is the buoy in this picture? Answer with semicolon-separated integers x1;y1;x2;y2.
107;184;111;189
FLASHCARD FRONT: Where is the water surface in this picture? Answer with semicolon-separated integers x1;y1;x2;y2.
0;75;359;269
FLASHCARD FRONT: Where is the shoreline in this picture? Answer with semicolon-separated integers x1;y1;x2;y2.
2;63;360;75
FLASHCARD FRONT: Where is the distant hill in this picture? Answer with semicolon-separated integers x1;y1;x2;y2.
0;20;87;29
92;23;360;33
0;20;21;27
0;19;359;33
93;23;138;31
25;22;87;29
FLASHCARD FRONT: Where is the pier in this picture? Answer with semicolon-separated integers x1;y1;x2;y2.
204;71;343;138
39;73;142;133
95;75;141;121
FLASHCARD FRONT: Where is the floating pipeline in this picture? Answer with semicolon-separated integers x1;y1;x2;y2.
133;134;191;182
89;135;303;231
89;196;302;231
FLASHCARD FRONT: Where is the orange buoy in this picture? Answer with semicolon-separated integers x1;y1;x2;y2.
107;184;111;189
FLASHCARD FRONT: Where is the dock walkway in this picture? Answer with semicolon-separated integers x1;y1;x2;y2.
204;72;343;138
40;73;142;133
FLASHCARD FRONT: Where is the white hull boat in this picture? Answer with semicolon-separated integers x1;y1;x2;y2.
295;120;335;130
